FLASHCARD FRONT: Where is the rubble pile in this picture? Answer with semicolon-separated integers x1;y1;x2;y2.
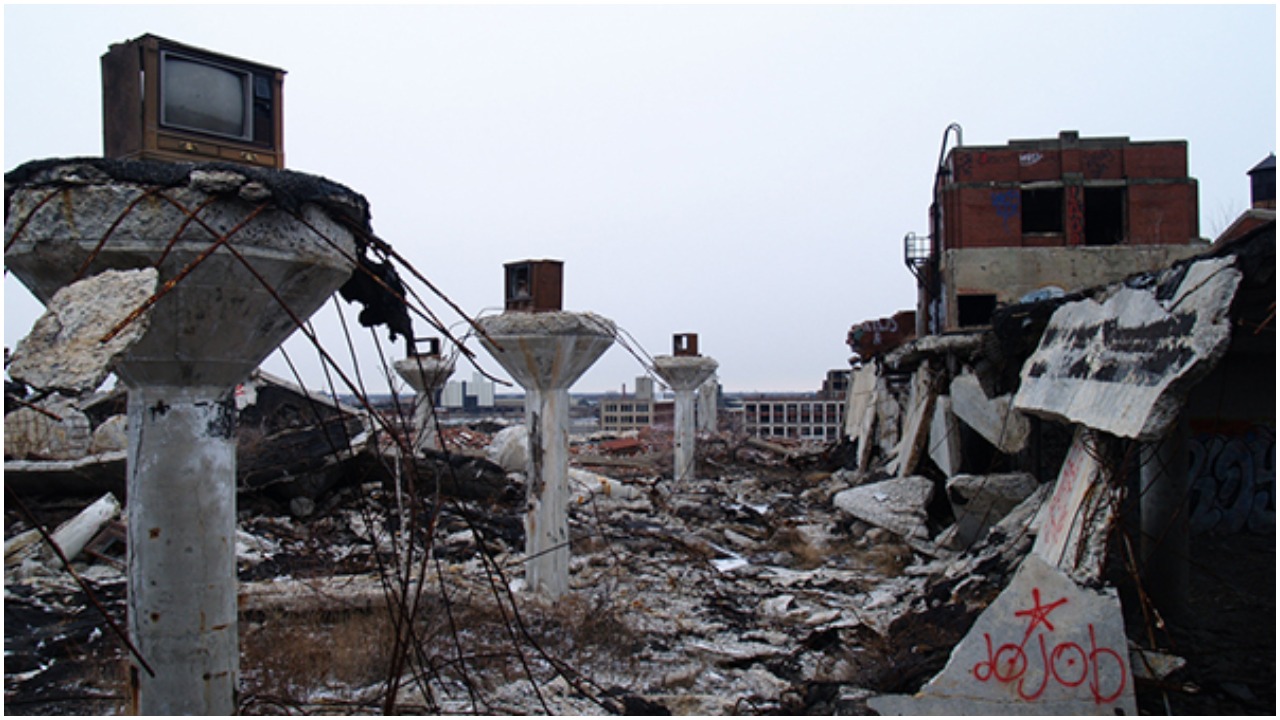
4;225;1274;714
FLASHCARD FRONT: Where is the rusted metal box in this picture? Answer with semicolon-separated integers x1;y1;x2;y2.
673;333;699;357
504;260;563;312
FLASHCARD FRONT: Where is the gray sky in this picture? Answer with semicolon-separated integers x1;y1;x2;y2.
4;4;1276;395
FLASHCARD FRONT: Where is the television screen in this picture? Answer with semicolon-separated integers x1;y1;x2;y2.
161;52;250;140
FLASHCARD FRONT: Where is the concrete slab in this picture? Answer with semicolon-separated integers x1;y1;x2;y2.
1032;430;1116;585
945;472;1039;549
887;361;938;477
843;363;879;470
950;370;1030;454
7;268;157;394
868;554;1136;715
929;396;962;478
1014;256;1241;441
833;475;934;541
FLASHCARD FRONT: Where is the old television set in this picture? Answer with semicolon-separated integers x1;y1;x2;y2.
102;34;285;169
504;260;564;312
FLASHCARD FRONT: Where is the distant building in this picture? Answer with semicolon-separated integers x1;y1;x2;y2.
598;376;672;433
441;372;496;410
909;129;1208;335
820;369;850;399
739;394;845;441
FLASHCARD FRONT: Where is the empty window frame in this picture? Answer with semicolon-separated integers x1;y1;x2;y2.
1084;186;1125;246
1022;187;1064;233
957;293;998;328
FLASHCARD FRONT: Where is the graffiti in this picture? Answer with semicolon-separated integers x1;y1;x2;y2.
1067;185;1084;242
955;151;996;181
992;189;1019;231
1189;426;1275;535
848;315;911;358
1085;149;1114;178
972;588;1127;705
1020;152;1044;167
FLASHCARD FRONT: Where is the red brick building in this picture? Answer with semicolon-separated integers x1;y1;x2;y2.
910;130;1207;334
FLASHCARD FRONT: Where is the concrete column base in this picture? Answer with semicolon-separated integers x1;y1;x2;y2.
126;384;239;715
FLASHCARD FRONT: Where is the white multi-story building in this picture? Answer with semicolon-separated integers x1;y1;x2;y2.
739;396;846;441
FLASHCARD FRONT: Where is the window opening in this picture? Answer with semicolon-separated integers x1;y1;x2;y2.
1022;187;1064;233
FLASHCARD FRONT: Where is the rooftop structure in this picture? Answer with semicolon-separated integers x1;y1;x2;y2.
909;128;1208;335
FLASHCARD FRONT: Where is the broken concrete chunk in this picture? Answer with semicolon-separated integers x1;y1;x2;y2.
189;169;248;194
7;268;158;394
944;472;1039;550
886;361;938;477
4;399;92;461
1130;647;1187;681
89;414;129;455
833;475;934;541
486;424;528;473
46;492;121;563
928;396;962;478
1014;255;1241;441
868;554;1137;715
950;370;1030;454
1032;430;1117;585
875;373;902;458
843;363;879;468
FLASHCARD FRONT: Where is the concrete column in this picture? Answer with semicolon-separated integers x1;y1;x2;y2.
524;386;572;597
477;312;614;599
696;374;718;434
126;384;238;715
1140;414;1190;622
394;354;455;453
5;160;361;714
673;389;698;481
653;355;718;483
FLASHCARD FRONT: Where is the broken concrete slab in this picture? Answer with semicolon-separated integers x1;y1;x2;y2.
46;493;121;563
886;360;938;477
486;424;528;473
944;472;1039;550
928;396;962;478
1014;255;1241;441
868;554;1136;715
950;369;1030;454
6;268;158;394
4;399;93;461
843;363;879;469
1032;430;1117;585
833;475;934;541
89;415;128;454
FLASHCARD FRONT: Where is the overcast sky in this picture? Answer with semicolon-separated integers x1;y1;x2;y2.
4;4;1276;396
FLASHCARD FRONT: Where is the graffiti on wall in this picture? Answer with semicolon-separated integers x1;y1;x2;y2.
992;189;1019;232
1066;185;1084;242
1085;149;1114;179
971;587;1128;705
1189;425;1275;535
1020;152;1044;167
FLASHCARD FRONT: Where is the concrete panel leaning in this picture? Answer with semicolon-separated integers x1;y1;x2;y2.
868;554;1137;715
1014;255;1242;441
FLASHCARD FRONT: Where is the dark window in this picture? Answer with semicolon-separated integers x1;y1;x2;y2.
1022;187;1064;233
957;294;998;327
1085;187;1125;246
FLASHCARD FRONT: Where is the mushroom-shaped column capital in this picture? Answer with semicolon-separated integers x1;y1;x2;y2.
393;355;456;394
476;311;615;392
653;355;719;392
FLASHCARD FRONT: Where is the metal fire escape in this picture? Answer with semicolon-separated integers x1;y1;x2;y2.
903;123;963;280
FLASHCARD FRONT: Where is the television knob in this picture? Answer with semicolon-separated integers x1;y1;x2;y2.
182;142;196;152
241;152;258;162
